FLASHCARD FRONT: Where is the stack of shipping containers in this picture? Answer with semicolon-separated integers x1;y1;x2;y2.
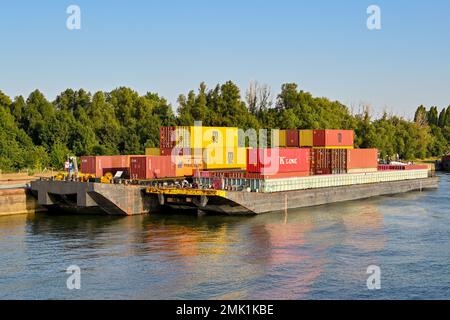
79;126;383;184
80;155;137;179
159;126;246;170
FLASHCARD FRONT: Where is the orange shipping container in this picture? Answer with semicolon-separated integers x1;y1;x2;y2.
313;129;354;147
130;155;201;179
346;149;378;169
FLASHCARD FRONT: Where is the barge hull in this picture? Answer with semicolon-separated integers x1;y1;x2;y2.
223;176;438;214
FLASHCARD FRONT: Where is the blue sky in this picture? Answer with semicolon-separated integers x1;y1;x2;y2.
1;0;449;118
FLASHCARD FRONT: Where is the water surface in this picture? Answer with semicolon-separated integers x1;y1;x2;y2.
0;174;449;299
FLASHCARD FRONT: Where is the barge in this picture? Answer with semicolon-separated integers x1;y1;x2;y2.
30;169;439;216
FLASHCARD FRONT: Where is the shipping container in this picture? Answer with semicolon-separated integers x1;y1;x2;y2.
159;126;191;149
405;164;429;170
312;148;331;175
201;147;247;170
311;148;347;175
347;149;378;169
260;169;429;193
130;155;189;180
313;130;354;148
247;148;310;174
278;130;287;147
145;148;160;156
160;126;239;150
286;129;299;147
198;127;239;149
299;130;313;147
347;168;378;174
80;155;133;178
330;148;347;174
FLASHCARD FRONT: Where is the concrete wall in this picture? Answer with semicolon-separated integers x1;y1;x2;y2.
31;180;159;215
0;188;45;216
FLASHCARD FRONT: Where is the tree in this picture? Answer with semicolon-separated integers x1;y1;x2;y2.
414;105;427;126
427;106;439;126
0;90;12;109
438;107;447;128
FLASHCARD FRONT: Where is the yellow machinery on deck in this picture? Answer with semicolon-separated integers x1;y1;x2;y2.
145;187;226;197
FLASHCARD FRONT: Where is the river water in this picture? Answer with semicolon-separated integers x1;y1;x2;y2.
0;173;449;300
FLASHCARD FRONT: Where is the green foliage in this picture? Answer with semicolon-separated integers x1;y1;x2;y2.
0;83;449;171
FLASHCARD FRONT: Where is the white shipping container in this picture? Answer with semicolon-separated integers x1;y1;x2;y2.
260;169;429;193
199;169;429;193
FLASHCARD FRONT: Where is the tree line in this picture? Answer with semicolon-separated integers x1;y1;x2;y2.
0;82;449;172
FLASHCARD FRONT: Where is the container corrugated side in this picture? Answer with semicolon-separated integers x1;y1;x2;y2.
145;148;160;156
130;155;186;179
190;126;238;149
299;130;313;147
202;147;247;170
80;156;97;176
285;129;299;147
278;130;286;147
247;148;310;174
313;129;354;147
81;155;130;178
160;126;191;149
346;148;378;169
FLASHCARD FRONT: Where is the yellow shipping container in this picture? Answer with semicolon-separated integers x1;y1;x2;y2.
299;130;313;147
164;126;240;149
145;148;160;156
278;130;287;147
174;155;203;176
190;126;239;149
201;147;247;170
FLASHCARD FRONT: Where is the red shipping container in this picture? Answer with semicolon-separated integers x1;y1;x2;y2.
81;156;133;178
311;148;347;175
285;129;299;147
313;130;354;147
405;164;428;170
130;156;185;180
247;148;310;174
347;149;378;169
160;127;176;148
160;126;191;149
313;149;331;175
